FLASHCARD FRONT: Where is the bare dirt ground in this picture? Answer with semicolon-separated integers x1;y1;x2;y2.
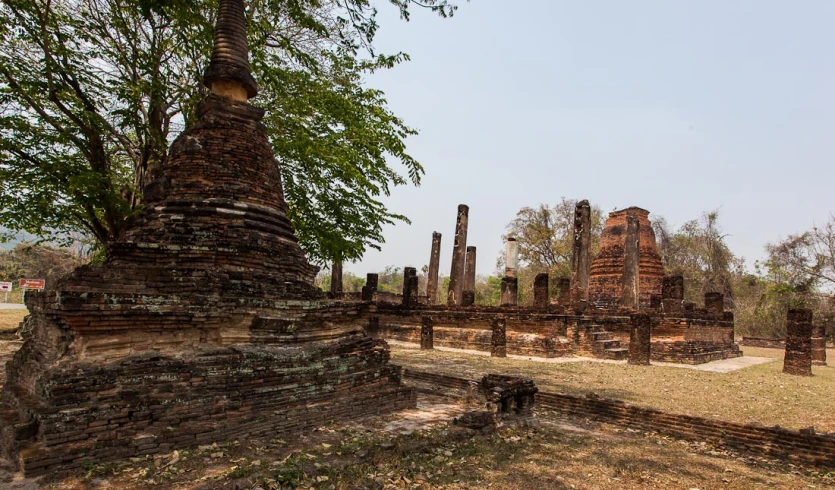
391;343;835;432
2;393;832;490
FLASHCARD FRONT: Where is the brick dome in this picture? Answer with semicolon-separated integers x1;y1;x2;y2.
588;207;664;309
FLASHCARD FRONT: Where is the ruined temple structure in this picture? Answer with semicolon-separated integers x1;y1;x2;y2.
0;0;414;475
366;203;739;366
588;207;664;309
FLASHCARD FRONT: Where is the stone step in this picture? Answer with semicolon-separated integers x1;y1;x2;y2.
604;348;628;360
590;331;614;341
594;339;621;350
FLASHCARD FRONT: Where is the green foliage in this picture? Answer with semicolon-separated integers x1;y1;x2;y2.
502;199;605;279
653;210;742;305
500;198;604;305
0;0;460;263
475;274;501;306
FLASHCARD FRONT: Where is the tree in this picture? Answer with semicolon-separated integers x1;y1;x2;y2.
0;0;460;264
500;199;604;302
502;199;605;276
653;210;741;305
0;243;86;287
764;214;835;294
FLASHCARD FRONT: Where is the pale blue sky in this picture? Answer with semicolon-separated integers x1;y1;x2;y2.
345;0;835;278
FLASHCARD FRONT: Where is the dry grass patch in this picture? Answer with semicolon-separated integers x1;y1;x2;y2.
37;411;832;490
391;345;835;432
0;309;26;332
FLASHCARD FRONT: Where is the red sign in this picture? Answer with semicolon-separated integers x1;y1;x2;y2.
18;279;45;290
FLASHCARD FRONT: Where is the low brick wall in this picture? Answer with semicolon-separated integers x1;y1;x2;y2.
402;370;835;468
739;337;786;349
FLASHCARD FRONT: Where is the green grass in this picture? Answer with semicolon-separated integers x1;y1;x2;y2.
391;345;835;432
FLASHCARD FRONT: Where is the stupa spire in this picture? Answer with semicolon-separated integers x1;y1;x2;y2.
203;0;259;100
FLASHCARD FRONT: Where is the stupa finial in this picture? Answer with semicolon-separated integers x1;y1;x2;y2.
203;0;258;100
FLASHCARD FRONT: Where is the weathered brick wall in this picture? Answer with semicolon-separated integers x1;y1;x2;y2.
370;304;739;364
370;305;572;358
588;208;664;309
565;314;739;363
739;337;786;349
403;370;835;468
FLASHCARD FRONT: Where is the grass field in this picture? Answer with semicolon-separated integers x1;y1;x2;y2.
0;309;26;332
391;345;835;432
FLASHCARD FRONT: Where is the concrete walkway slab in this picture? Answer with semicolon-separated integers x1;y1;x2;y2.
388;340;776;374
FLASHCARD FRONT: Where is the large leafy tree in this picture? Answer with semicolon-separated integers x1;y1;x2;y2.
0;0;459;264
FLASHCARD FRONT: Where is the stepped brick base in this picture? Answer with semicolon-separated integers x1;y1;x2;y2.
1;290;415;476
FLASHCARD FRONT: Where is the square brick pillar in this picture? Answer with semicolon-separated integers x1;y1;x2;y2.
628;313;651;365
402;267;417;306
533;273;549;309
619;213;640;309
812;323;827;366
705;292;724;318
492;317;507;357
330;261;343;297
784;309;813;376
448;204;469;305
557;277;571;306
361;273;378;301
426;232;442;304
500;277;518;307
462;246;477;306
420;316;434;350
662;275;684;314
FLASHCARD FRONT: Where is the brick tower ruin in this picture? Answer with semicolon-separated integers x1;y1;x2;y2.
588;207;664;309
0;0;414;474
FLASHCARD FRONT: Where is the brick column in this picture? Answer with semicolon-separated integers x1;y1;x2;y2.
491;317;507;357
448;205;469;305
330;261;343;297
361;273;378;301
500;277;518;307
705;292;724;318
557;278;571;306
402;267;416;306
463;246;477;306
505;237;518;278
662;275;684;314
426;232;442;304
628;313;651;365
570;199;591;303
649;295;662;309
420;316;434;350
812;324;827;366
784;309;813;376
620;213;640;309
366;316;379;336
500;238;519;306
533;273;549;309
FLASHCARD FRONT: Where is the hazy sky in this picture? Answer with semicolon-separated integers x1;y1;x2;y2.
342;0;835;279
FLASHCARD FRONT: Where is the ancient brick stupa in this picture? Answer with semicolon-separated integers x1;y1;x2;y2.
588;207;664;308
0;0;414;474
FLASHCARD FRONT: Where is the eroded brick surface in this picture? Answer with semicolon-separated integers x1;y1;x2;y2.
588;208;664;309
0;87;414;476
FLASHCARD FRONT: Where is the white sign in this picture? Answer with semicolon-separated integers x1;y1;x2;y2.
0;282;12;292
